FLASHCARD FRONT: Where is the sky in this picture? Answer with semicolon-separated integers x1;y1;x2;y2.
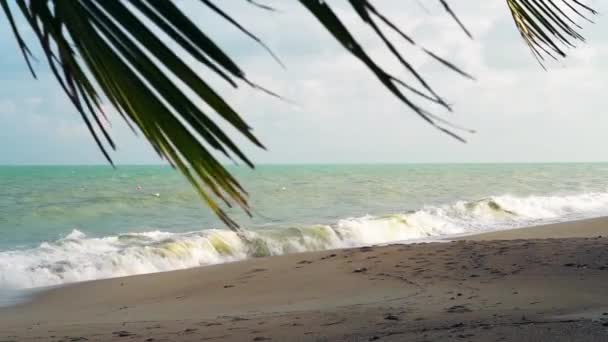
0;0;606;165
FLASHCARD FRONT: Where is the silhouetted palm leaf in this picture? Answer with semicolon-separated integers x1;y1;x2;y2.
507;0;597;68
0;0;596;228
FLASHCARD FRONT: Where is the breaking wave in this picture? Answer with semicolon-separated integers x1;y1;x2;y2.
2;191;608;289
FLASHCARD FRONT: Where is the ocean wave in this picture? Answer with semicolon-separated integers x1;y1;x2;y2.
2;191;608;289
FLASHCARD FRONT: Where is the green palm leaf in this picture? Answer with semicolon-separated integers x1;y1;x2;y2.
0;0;596;229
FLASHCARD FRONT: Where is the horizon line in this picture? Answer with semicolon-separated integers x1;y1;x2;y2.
1;161;608;167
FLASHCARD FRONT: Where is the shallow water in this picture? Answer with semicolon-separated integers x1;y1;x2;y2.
1;163;608;290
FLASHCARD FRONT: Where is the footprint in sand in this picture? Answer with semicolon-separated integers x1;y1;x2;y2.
112;330;135;337
445;305;472;313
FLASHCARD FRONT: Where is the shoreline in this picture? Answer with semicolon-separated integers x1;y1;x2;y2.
0;216;597;306
3;214;604;293
2;216;608;300
457;216;608;240
2;217;608;341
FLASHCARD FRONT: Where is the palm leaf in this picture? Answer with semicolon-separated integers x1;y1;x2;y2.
506;0;597;68
2;0;273;229
0;0;596;228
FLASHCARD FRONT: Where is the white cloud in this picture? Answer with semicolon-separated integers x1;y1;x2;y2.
197;0;608;163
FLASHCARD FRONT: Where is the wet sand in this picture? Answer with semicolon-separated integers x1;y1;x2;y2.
2;217;608;341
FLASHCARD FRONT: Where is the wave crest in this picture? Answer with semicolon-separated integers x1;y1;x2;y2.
2;190;608;289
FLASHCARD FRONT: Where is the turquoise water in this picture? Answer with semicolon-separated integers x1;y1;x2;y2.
1;163;608;289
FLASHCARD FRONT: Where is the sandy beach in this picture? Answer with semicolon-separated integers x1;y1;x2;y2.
2;218;608;341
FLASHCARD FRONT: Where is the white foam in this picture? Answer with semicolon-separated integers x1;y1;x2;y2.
2;191;608;289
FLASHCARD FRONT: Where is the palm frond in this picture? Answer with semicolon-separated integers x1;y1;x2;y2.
506;0;597;68
300;0;476;142
1;0;596;228
1;0;277;229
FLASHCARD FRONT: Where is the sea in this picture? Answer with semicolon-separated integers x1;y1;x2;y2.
1;163;608;295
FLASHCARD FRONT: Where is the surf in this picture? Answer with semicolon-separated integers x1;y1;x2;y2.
2;190;608;290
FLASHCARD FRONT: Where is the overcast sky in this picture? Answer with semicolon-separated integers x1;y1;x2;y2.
0;0;606;165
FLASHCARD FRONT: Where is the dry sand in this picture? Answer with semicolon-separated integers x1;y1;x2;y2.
2;218;608;341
